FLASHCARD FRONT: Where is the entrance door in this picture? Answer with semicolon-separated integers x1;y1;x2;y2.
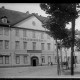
33;59;36;66
31;56;39;66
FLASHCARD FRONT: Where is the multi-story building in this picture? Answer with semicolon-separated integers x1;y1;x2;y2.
0;6;57;67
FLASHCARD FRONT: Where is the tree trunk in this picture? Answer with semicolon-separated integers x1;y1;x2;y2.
56;39;61;75
60;40;63;71
71;4;76;75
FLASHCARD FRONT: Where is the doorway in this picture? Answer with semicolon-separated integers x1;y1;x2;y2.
31;56;39;66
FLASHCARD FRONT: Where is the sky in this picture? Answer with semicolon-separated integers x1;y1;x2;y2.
0;3;80;30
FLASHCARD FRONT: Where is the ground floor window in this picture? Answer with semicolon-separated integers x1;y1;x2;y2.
24;55;28;64
55;56;57;63
5;56;9;64
16;55;20;64
48;56;51;63
42;56;45;63
0;56;3;64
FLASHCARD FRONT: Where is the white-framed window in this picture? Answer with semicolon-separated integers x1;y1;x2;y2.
4;27;9;36
15;28;19;37
15;41;20;49
5;56;9;64
0;40;3;49
47;43;50;50
5;40;9;49
42;56;45;63
16;55;20;64
41;32;44;39
0;56;3;64
32;31;36;38
24;55;28;64
32;42;36;50
23;29;27;37
55;56;57;63
48;56;51;63
41;43;44;50
23;42;27;50
47;34;50;39
0;27;3;35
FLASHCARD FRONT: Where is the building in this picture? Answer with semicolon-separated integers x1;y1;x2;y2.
0;6;57;67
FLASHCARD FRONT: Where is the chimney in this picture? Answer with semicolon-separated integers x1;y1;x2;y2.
26;11;29;15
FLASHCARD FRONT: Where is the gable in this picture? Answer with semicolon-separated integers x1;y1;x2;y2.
14;15;45;31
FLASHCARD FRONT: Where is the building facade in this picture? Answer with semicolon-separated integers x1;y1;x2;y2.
0;6;57;67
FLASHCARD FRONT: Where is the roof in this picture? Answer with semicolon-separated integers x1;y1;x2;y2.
0;6;48;26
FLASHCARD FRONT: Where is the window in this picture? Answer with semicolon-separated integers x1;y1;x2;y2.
5;56;9;64
47;34;50;39
15;41;20;49
32;21;36;26
4;27;9;36
0;40;3;49
0;27;3;35
48;56;51;63
47;43;50;50
55;56;57;63
42;56;45;63
23;29;27;37
33;42;36;50
15;29;19;37
23;42;27;50
41;43;44;50
32;31;36;38
0;56;3;64
5;40;9;49
41;32;44;39
24;56;28;64
16;56;20;64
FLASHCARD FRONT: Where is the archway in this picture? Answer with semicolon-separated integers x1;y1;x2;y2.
31;56;39;66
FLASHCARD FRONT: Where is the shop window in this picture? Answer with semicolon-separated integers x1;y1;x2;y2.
42;56;45;63
5;56;9;64
16;56;20;64
0;56;3;64
24;56;28;64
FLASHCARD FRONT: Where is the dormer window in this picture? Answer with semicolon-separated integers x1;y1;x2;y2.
1;16;8;23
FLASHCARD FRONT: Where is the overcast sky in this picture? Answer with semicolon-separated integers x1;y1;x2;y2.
0;3;80;30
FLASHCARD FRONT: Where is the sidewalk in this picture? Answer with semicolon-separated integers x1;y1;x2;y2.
60;64;80;78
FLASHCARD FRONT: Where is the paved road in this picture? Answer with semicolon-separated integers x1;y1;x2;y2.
0;64;80;78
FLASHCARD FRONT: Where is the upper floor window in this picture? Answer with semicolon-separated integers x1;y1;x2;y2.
15;41;20;49
15;29;19;37
4;27;9;36
41;32;44;39
1;16;8;23
0;40;3;49
32;31;36;38
23;42;27;50
32;42;36;50
23;29;27;37
0;27;3;35
41;43;45;50
47;34;50;39
47;43;51;50
5;40;9;49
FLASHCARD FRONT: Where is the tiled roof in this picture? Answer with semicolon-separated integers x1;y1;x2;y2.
0;6;47;26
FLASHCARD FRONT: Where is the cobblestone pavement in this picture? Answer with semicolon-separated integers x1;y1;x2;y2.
0;64;80;78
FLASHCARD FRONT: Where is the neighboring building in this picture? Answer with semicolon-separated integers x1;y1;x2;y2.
0;6;57;67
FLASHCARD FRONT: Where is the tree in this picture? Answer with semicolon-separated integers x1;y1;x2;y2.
40;3;80;75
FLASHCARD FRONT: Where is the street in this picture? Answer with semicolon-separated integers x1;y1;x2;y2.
0;64;80;78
